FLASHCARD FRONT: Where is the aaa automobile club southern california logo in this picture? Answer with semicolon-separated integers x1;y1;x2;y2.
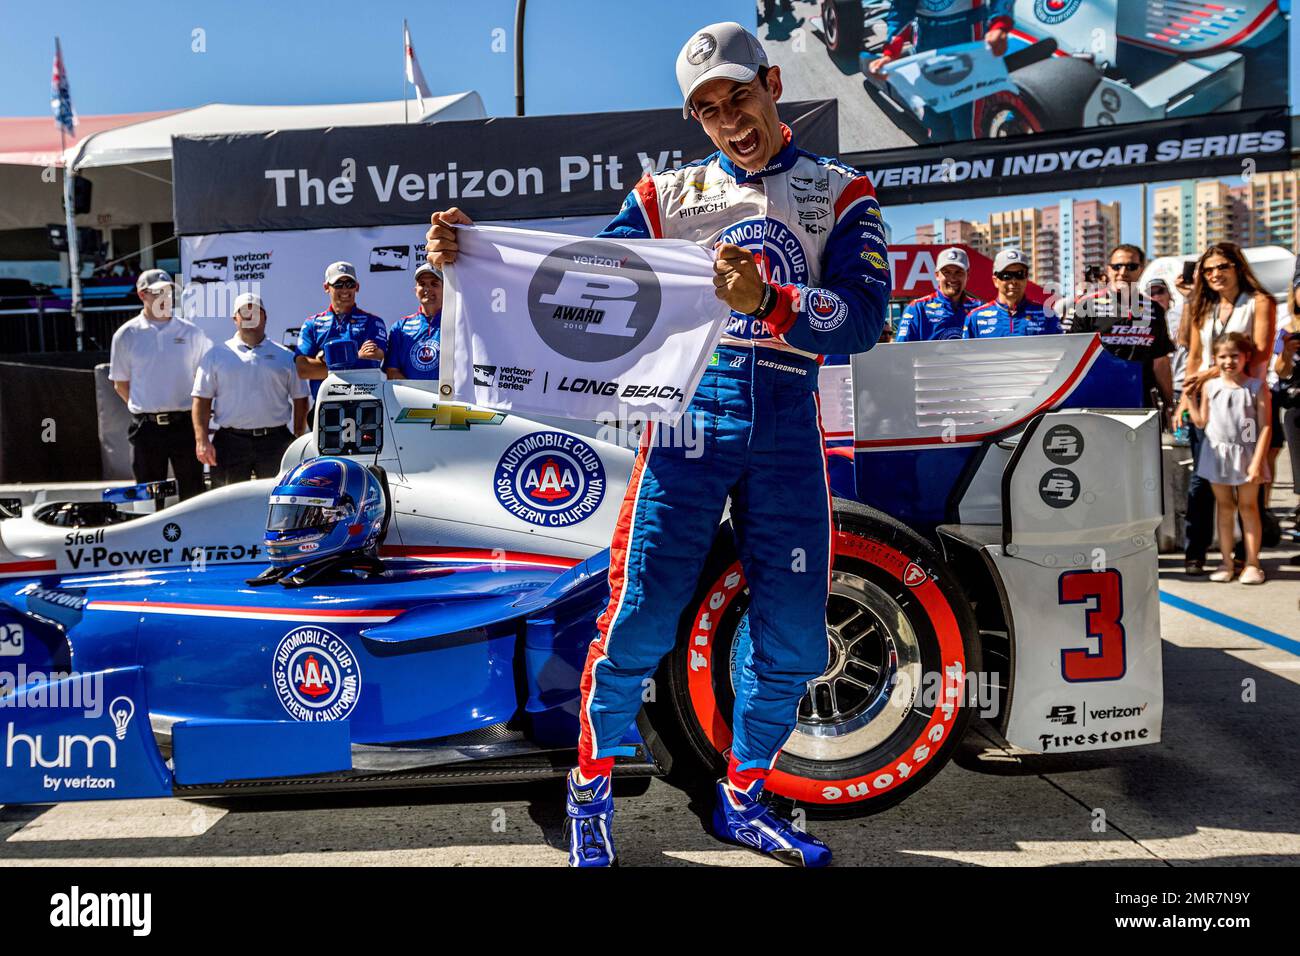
494;431;606;527
528;240;661;363
718;218;808;340
1034;0;1083;25
272;626;362;722
409;339;439;372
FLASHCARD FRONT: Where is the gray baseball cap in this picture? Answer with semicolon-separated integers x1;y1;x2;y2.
136;268;172;293
415;263;443;281
993;248;1028;273
676;22;768;119
324;261;358;284
935;247;969;272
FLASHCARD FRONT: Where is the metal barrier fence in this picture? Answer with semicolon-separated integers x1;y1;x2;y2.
0;303;139;355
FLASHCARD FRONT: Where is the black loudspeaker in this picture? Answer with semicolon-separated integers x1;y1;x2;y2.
46;224;102;255
72;174;92;215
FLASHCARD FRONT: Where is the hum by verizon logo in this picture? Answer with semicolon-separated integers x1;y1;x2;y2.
50;886;151;936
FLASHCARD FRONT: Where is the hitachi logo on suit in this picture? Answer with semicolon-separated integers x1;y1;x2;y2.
677;199;729;218
557;377;684;401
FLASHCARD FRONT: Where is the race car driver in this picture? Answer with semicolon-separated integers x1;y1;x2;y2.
426;21;890;868
866;0;1014;143
963;248;1061;338
896;246;982;341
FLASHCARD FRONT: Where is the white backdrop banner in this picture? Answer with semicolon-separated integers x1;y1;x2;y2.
446;224;729;423
178;216;606;349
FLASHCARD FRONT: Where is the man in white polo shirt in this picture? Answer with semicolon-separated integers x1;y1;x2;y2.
108;269;210;499
192;293;308;488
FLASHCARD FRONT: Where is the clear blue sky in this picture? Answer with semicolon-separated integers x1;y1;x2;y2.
0;0;753;118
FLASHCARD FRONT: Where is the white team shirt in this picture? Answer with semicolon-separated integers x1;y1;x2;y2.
109;312;210;414
192;334;308;431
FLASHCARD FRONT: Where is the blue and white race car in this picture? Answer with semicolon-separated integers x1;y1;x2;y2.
0;335;1165;814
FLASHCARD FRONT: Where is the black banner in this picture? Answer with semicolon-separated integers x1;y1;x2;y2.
847;107;1292;206
171;101;839;235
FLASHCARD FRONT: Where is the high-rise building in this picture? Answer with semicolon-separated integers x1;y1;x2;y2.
1150;170;1297;256
1245;170;1299;250
924;200;1119;295
915;218;989;256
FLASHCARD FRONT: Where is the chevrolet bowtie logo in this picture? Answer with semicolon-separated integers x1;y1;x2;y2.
395;406;506;430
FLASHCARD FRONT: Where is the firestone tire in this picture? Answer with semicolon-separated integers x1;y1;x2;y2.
975;55;1100;137
821;0;866;72
645;499;982;818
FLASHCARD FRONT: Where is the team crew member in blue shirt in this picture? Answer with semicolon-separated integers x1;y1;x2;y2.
896;246;982;341
964;248;1061;338
294;261;387;398
384;263;443;380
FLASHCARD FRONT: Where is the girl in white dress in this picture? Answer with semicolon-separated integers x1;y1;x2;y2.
1186;332;1272;584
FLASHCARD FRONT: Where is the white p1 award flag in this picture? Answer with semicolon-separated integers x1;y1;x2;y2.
445;224;730;423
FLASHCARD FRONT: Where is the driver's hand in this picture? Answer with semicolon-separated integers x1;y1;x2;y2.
866;55;893;76
712;243;766;315
985;28;1008;57
426;208;473;268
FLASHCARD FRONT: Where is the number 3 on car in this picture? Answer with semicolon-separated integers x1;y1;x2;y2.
1058;569;1126;682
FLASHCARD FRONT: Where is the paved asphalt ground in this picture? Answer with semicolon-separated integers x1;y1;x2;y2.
2;457;1296;868
761;0;923;154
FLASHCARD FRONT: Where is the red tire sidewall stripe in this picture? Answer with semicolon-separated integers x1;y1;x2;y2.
684;530;968;805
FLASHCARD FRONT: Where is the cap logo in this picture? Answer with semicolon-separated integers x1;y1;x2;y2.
686;33;717;65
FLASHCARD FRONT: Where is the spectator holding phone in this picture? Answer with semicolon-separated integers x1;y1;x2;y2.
1183;331;1271;584
1184;244;1276;387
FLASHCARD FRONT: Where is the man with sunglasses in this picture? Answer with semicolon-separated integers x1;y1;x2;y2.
294;261;387;400
1066;243;1173;410
963;248;1060;338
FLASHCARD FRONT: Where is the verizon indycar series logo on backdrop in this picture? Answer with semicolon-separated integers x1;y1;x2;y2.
272;626;362;722
494;431;606;527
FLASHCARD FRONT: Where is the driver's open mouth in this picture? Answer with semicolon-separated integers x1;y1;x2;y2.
729;127;761;158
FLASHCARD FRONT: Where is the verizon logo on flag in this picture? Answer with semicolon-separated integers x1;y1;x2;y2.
446;225;729;423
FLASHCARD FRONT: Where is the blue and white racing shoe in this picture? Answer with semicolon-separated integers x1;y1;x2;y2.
565;769;616;867
711;778;832;868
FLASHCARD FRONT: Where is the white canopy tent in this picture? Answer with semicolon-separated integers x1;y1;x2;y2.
0;94;485;279
67;92;485;170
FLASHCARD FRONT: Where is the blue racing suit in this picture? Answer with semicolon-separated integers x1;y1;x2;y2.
963;297;1061;338
296;307;388;399
385;310;442;380
883;0;1015;142
578;125;890;787
896;290;982;341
